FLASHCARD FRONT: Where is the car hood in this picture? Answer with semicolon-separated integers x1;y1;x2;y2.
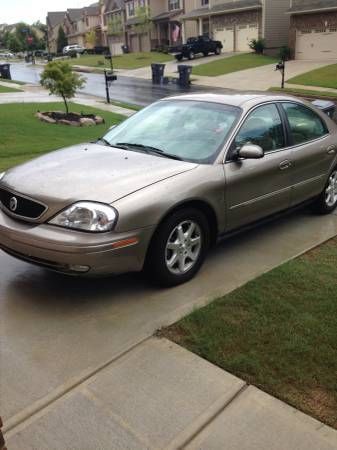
1;143;197;218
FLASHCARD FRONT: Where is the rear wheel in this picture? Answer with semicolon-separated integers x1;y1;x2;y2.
175;54;183;61
215;46;221;55
145;208;210;287
203;51;208;57
312;167;337;214
188;51;195;60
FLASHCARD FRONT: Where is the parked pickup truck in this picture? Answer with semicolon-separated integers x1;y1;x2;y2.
169;35;223;61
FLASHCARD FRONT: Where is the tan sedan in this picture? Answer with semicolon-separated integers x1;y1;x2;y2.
1;94;337;286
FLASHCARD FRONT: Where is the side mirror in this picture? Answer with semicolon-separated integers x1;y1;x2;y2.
238;144;264;159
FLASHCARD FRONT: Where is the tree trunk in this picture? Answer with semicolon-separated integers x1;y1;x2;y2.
62;94;69;115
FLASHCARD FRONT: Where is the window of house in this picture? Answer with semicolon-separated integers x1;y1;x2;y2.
128;1;135;16
201;0;209;5
169;0;180;10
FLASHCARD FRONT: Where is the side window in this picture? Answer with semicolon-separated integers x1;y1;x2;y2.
233;104;285;154
282;102;328;145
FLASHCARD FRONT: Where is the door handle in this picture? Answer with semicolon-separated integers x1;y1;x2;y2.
327;145;336;155
279;160;292;170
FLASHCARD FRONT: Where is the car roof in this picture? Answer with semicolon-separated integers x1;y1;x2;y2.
164;92;302;108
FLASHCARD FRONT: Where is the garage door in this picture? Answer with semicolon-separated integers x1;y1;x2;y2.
214;27;234;52
236;24;258;52
296;28;337;60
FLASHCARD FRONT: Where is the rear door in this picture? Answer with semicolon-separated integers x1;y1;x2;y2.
224;103;292;230
281;101;336;205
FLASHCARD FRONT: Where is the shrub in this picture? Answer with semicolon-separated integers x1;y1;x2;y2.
278;46;291;61
249;38;265;55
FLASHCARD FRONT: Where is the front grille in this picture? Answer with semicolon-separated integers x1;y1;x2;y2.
0;188;47;219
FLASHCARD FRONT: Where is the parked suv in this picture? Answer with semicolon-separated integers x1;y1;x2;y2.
169;35;223;61
63;45;86;55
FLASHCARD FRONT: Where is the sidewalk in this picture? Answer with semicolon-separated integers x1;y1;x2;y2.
0;83;135;116
5;338;337;450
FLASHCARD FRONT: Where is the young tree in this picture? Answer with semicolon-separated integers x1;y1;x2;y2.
134;6;151;52
8;34;22;53
57;26;68;53
40;61;85;114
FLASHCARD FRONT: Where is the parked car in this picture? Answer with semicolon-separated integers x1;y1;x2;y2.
1;94;337;286
63;44;86;55
169;35;223;61
34;49;48;58
0;51;14;59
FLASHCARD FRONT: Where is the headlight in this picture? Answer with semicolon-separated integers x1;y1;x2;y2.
0;172;5;182
49;202;117;232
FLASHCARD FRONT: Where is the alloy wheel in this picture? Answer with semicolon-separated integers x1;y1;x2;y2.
325;170;337;207
165;220;202;275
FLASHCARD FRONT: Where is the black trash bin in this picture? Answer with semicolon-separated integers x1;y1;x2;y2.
121;44;129;54
47;54;53;62
312;99;336;119
151;63;165;84
178;65;192;87
0;63;11;80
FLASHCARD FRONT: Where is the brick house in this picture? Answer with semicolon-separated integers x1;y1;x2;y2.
46;11;66;53
288;0;337;60
181;0;291;54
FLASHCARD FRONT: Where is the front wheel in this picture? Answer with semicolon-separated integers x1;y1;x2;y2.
215;46;221;55
145;208;210;287
188;51;195;60
175;54;183;61
312;167;337;214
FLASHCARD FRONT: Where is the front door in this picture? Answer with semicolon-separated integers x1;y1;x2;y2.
224;103;292;230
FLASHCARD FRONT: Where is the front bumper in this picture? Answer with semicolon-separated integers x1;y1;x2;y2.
0;209;155;276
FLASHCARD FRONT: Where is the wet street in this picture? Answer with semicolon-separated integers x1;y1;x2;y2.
10;62;230;106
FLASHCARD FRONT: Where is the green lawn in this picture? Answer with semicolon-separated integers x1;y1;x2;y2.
0;103;126;172
269;86;337;99
163;238;337;429
70;52;173;70
0;84;22;93
287;63;337;89
192;53;278;77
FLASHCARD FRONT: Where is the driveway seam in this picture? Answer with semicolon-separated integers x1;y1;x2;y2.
164;383;249;450
4;334;152;436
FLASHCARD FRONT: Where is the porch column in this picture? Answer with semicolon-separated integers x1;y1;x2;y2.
157;22;160;45
181;20;186;44
198;17;203;35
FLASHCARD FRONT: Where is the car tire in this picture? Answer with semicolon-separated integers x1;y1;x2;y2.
176;55;183;61
145;208;210;287
215;47;221;55
188;51;195;60
312;167;337;214
203;52;208;57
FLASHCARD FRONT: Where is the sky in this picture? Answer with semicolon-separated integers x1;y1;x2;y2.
1;0;93;25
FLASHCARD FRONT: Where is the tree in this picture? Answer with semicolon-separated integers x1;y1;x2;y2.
8;34;22;53
40;61;85;114
85;30;96;48
57;26;68;54
134;6;151;52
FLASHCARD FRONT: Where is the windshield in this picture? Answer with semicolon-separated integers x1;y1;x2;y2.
102;100;241;164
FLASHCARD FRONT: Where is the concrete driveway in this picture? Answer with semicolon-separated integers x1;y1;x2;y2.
2;207;337;441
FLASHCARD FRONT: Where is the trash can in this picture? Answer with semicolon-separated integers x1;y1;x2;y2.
121;44;129;54
47;54;53;62
177;65;192;87
0;63;11;80
151;63;165;84
312;99;336;119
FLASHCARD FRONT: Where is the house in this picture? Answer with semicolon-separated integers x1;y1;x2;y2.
180;0;291;54
46;11;66;53
288;0;337;60
65;5;102;49
102;0;126;55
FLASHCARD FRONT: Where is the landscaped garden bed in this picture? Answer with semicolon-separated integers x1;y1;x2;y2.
35;110;104;126
162;237;337;429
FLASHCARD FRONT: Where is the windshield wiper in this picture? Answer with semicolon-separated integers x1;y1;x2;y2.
97;138;127;149
116;142;183;161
